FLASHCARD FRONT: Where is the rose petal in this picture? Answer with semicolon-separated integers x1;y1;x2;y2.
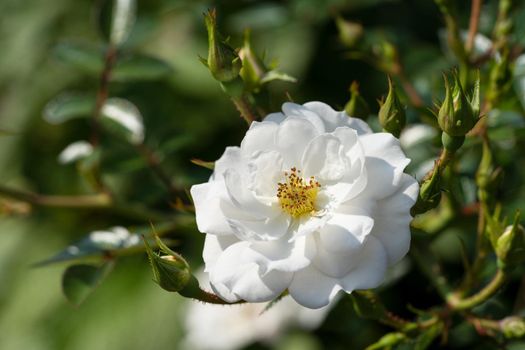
191;180;235;235
209;242;292;302
371;174;418;264
282;102;326;133
302;134;346;182
359;133;411;199
340;235;388;292
203;234;240;271
224;169;276;218
248;234;316;272
288;264;341;309
227;212;291;241
318;213;374;253
303;101;372;135
240;122;278;158
213;146;244;179
276;117;319;168
247;150;283;201
264;112;286;124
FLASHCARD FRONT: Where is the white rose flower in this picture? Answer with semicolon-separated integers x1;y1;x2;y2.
190;101;419;309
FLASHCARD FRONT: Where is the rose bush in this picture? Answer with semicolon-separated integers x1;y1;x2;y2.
191;101;418;308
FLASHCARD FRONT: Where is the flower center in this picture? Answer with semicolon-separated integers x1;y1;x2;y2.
277;167;320;218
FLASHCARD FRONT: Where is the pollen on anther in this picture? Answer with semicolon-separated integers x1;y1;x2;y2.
276;167;320;218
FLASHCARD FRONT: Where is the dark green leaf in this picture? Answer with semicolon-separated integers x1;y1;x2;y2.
53;42;104;74
113;54;173;81
35;226;142;266
43;93;95;124
413;323;443;350
97;0;136;46
62;262;114;306
100;98;144;144
109;0;136;46
365;332;407;350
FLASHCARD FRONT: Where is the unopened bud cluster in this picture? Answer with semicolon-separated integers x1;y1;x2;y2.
437;72;480;151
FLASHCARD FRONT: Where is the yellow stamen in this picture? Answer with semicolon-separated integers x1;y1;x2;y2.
276;167;320;218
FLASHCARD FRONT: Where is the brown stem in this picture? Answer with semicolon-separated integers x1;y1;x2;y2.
466;0;482;54
232;95;257;125
0;184;168;222
134;143;181;198
0;184;111;208
398;70;425;108
91;45;118;146
422;148;454;183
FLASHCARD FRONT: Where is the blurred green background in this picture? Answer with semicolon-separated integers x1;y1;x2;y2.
1;0;525;349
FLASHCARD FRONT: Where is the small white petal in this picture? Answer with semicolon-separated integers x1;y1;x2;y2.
240;122;278;157
319;214;374;253
248;234;316;272
214;147;244;178
302;134;346;182
276;117;319;168
289;265;341;309
203;234;239;272
340;236;388;292
371;174;418;264
282;102;326;133
263;112;286;124
58;141;94;164
227;212;290;241
360;133;411;199
247;150;283;201
210;242;292;302
303;101;372;134
224;169;276;219
191;181;236;235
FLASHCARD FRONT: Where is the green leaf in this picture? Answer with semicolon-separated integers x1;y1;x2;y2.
43;93;95;124
413;322;443;350
260;70;297;85
62;262;114;306
113;54;173;81
97;0;136;46
35;226;142;266
100;98;144;144
53;42;104;74
109;0;136;46
365;332;407;350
